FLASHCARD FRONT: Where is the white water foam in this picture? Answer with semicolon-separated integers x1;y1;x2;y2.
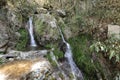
28;17;37;47
58;26;84;80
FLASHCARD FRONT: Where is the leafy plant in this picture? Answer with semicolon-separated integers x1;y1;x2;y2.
90;37;120;62
90;41;107;53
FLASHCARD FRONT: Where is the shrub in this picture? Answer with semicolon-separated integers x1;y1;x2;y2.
16;28;28;51
90;36;120;62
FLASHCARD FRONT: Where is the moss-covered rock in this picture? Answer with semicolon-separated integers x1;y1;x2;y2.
34;13;60;45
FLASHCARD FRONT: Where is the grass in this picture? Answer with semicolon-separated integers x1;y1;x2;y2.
45;43;64;67
68;34;99;80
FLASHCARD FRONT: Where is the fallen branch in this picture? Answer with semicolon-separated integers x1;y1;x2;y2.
0;41;9;48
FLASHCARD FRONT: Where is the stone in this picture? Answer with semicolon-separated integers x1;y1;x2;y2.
0;21;9;47
0;50;48;61
34;13;60;45
38;13;57;28
0;58;52;80
108;24;120;39
64;27;72;39
56;9;66;18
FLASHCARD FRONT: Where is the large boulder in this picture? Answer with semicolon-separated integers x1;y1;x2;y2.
0;21;9;48
34;13;60;45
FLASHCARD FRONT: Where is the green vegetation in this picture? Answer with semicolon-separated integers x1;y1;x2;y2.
46;43;64;67
46;43;64;59
8;0;38;21
90;0;120;25
16;28;28;51
34;18;45;36
0;0;119;79
46;52;58;67
0;58;3;64
90;36;120;62
68;34;103;80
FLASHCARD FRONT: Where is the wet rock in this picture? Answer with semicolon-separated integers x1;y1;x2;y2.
0;58;52;80
59;41;67;53
0;50;48;61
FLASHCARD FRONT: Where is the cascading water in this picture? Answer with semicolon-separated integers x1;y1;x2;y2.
28;17;37;47
27;15;83;79
58;26;84;80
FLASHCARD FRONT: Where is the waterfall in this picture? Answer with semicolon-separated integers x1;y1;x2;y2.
58;26;84;80
50;51;68;80
28;17;37;47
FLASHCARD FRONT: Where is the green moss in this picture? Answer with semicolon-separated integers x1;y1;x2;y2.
34;18;45;35
46;43;64;60
0;58;3;64
34;16;60;42
53;48;64;61
68;34;98;80
46;53;57;67
16;28;28;51
58;72;64;80
69;73;74;80
45;43;64;68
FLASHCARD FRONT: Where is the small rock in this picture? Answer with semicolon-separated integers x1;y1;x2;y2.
57;9;66;18
108;24;120;39
15;32;21;38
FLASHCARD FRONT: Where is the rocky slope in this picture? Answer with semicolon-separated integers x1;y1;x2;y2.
0;0;120;80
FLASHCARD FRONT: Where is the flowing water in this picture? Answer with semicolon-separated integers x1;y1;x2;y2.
58;26;84;80
28;17;37;47
27;16;83;79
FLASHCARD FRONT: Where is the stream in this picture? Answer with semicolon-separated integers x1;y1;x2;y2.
27;17;83;80
58;26;84;80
